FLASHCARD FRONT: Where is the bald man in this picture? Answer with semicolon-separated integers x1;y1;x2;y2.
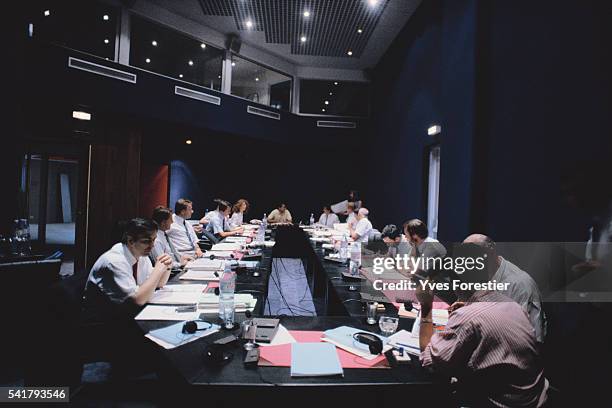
464;234;547;344
350;208;372;242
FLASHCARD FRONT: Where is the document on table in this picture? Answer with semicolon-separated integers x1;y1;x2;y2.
146;321;219;349
148;284;207;305
135;305;200;321
384;329;421;356
257;324;296;347
211;242;242;251
185;258;224;271
224;236;248;243
179;270;220;281
322;326;386;360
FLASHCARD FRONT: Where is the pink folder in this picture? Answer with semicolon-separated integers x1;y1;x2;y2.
258;330;388;369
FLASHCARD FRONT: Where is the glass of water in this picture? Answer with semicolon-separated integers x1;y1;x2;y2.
378;315;399;336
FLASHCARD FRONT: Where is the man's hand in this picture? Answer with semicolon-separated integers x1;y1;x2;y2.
415;279;434;315
193;224;203;233
195;247;204;258
180;254;194;266
448;301;466;315
154;254;173;272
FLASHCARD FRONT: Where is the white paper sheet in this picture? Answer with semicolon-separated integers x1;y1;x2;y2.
331;200;348;214
179;270;220;281
257;324;296;347
211;242;242;251
135;305;200;321
185;258;224;271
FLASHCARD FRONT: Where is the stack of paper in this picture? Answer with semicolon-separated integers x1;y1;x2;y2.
224;236;249;243
322;326;386;360
383;330;421;356
135;305;200;321
211;242;242;251
145;321;219;349
148;284;207;305
185;258;224;271
196;293;258;313
290;343;343;377
179;270;220;281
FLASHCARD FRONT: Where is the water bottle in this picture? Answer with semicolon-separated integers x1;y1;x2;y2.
339;232;349;262
349;241;361;276
218;263;236;329
309;213;315;226
258;213;267;242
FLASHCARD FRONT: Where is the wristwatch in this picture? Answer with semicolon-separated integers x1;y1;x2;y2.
420;318;433;324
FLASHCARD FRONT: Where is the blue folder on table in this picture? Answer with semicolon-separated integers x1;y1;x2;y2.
290;342;343;377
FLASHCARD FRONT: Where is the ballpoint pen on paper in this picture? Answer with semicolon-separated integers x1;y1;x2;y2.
175;305;197;313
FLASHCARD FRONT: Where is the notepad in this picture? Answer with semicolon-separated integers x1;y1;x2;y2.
211;242;242;251
185;258;224;271
180;270;220;281
148;284;207;304
290;343;343;377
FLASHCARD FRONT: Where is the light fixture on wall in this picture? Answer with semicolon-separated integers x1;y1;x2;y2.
427;125;442;136
185;139;192;145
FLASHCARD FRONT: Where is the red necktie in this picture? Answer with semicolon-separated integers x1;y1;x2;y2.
132;262;138;282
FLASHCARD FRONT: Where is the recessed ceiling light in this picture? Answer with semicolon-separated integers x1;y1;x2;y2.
334;82;339;85
103;15;109;21
188;60;194;66
185;139;192;145
357;28;363;34
245;20;253;29
218;75;221;79
72;111;91;121
329;92;333;96
303;10;311;18
300;36;306;43
368;0;379;7
255;77;259;82
231;62;236;67
325;100;329;105
104;39;109;44
179;74;183;78
347;50;353;56
145;58;151;63
44;10;50;17
152;40;157;46
201;43;206;49
322;109;326;112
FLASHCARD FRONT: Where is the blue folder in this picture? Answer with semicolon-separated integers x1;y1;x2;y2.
290;342;343;377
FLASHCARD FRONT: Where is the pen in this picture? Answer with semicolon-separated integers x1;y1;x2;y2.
175;305;197;312
395;342;420;350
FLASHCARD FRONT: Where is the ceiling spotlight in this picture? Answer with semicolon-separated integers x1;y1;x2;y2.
218;75;221;79
322;109;326;112
329;92;333;96
72;111;91;121
245;20;253;29
231;62;236;67
104;39;109;44
357;28;363;34
103;14;109;21
427;125;442;136
44;10;50;17
255;77;259;81
303;10;311;18
152;40;157;46
188;60;194;66
347;50;353;56
201;43;206;49
300;36;306;43
185;139;192;145
179;74;183;78
145;58;151;63
334;82;339;85
368;0;380;7
324;100;329;105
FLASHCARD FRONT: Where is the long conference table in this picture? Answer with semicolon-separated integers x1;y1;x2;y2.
136;225;453;406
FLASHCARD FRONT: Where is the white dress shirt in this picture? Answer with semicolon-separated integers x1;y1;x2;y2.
151;229;181;268
319;212;339;227
346;212;357;229
86;243;152;303
206;210;230;235
353;217;373;243
167;214;199;255
228;212;244;229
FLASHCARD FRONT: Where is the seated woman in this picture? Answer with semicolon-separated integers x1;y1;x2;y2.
318;205;340;227
228;198;249;229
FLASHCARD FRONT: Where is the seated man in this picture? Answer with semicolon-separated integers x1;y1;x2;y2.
267;203;293;224
167;198;204;258
151;206;193;269
417;243;548;407
403;219;447;259
206;199;244;240
85;218;173;307
319;205;340;227
380;224;412;258
464;233;547;344
350;208;372;243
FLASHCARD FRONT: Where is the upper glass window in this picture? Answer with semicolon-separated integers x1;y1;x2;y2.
230;55;292;111
300;80;370;117
130;15;223;91
30;0;118;61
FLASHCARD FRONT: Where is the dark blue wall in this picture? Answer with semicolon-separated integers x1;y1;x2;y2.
366;0;477;241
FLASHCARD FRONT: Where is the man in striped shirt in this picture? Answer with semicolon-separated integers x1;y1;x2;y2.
417;243;548;407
